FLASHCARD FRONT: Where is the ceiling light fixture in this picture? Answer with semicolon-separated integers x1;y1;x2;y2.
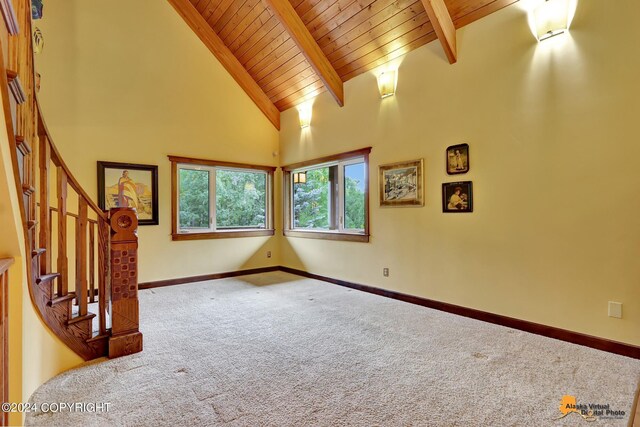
532;0;570;41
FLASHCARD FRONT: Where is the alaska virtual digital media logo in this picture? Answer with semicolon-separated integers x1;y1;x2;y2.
557;395;627;422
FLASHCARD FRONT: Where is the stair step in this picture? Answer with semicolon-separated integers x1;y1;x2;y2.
14;135;31;155
32;248;46;257
67;313;96;325
27;220;38;230
48;292;75;307
7;71;26;104
36;273;60;285
22;184;35;196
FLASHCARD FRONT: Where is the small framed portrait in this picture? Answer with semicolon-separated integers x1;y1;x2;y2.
379;159;424;207
98;161;159;225
32;0;44;19
446;143;469;175
442;181;473;213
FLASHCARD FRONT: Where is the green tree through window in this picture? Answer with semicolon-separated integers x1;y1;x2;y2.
292;161;365;232
216;170;266;228
344;176;365;230
293;167;330;229
177;165;270;232
179;169;209;229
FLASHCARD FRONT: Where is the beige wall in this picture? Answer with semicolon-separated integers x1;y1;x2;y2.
279;0;640;346
35;0;281;284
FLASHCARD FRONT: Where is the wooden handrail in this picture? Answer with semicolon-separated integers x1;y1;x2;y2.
0;259;14;276
35;98;106;221
0;0;141;363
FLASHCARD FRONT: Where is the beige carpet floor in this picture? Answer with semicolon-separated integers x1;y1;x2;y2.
26;272;640;426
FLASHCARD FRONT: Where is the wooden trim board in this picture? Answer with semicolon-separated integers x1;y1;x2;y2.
281;147;372;171
168;155;277;172
280;267;640;359
282;229;369;242
139;266;280;289
172;229;275;240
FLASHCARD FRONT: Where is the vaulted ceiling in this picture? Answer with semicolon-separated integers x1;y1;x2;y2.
168;0;517;128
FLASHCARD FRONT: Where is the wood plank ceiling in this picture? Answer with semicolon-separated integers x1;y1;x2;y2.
168;0;517;128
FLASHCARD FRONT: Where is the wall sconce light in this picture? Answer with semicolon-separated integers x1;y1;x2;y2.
532;0;570;41
298;102;312;128
292;171;307;184
377;70;397;99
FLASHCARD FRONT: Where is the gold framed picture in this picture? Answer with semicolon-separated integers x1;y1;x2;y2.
379;159;424;207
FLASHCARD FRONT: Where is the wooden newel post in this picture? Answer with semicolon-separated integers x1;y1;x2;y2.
108;208;143;358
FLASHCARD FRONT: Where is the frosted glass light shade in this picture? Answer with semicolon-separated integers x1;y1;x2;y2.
533;0;570;41
377;70;396;98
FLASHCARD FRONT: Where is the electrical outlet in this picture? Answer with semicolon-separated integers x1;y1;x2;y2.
608;301;622;319
383;268;389;277
267;251;272;258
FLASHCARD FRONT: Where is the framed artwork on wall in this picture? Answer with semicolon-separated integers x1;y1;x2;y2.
442;181;473;212
379;159;424;207
31;0;44;19
446;143;469;175
98;161;159;225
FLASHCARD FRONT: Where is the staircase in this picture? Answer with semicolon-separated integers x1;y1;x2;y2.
0;0;142;361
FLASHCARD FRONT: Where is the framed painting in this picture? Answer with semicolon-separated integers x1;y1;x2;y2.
442;181;473;213
31;0;44;19
97;161;158;225
446;143;469;175
379;159;424;207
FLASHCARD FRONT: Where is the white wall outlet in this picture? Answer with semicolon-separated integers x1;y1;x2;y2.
383;268;389;277
608;301;622;319
267;251;272;258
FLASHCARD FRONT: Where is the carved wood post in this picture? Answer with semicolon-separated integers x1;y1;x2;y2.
108;208;143;358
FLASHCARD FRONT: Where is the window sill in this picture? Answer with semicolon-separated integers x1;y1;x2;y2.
283;229;369;243
172;229;275;241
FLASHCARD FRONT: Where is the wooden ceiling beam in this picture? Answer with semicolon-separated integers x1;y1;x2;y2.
420;0;457;64
262;0;344;106
167;0;281;129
